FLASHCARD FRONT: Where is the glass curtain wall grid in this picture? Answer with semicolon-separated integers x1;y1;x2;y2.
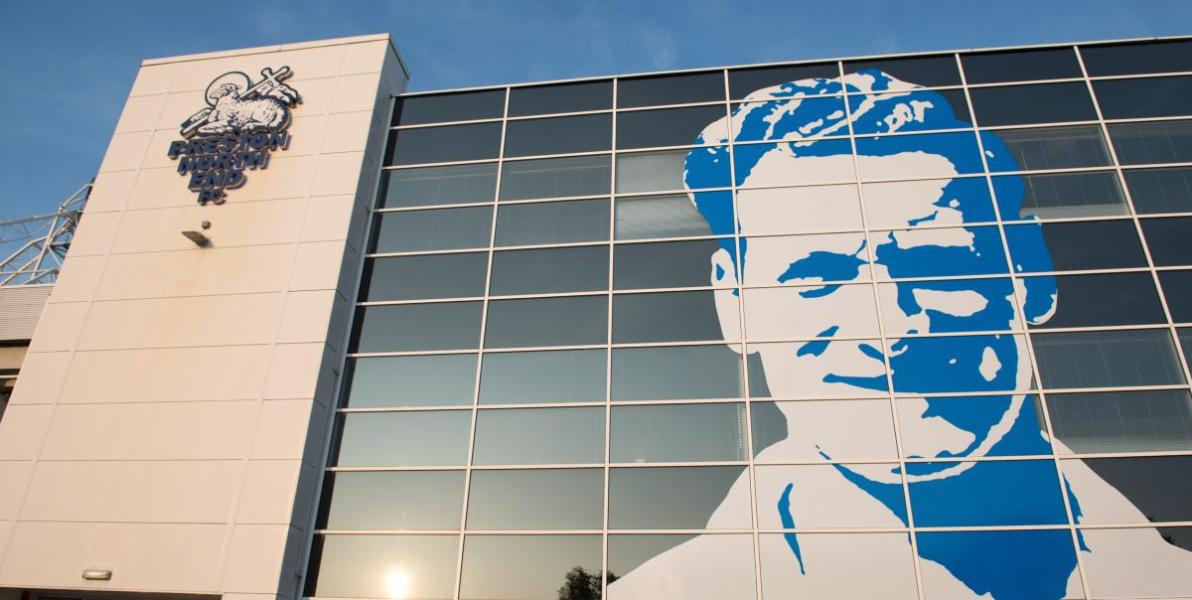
306;37;1192;600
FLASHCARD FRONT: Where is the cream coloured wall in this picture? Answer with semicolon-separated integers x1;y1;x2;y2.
0;34;406;600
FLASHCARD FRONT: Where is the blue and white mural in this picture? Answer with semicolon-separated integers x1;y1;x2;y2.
607;71;1192;599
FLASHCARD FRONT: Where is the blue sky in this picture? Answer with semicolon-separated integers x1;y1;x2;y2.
0;0;1189;220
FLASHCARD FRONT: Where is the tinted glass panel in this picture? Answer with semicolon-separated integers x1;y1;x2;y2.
991;125;1111;171
896;395;1046;458
617;105;726;149
736;139;855;186
479;349;606;405
1160;270;1192;322
494;199;609;246
1142;217;1192;266
1109;120;1192;165
321;471;464;530
909;460;1067;526
759;533;919;597
915;530;1078;598
844;55;960;87
485;296;607;348
386;123;502;166
345;354;476;408
363;253;488;301
393;89;504;125
970;83;1096;126
353;302;483;353
1004;220;1145;272
372;207;491;253
735;96;853;140
611;345;743;401
489;246;609;295
615;193;720;240
507;80;612;116
502;113;611;157
311;535;458;600
856;132;985;178
1029;272;1165;328
613;291;732;343
1081;39;1192;76
614;239;724;290
961;47;1082;84
729;62;840;98
1095;76;1192;119
608;466;750;529
466;469;603;529
1124;167;1192;214
459;535;601;600
379;163;497;208
609;534;756;597
611;403;748;463
759;399;896;461
472;407;604;465
499;155;611;200
1032;329;1187;388
994;171;1128;219
617;71;724;108
617;149;730;193
336;411;471;467
1048;390;1192;453
1067;456;1192;522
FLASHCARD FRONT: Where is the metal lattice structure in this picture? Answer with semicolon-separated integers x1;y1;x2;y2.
0;182;91;286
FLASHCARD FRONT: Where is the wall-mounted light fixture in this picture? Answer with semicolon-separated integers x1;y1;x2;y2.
181;220;213;247
81;569;112;581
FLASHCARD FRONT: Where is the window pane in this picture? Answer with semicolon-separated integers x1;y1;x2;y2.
961;47;1082;84
1032;329;1186;388
489;246;608;295
748;341;890;398
499;155;611;200
393;89;505;125
503;113;611;157
1080;527;1192;597
495;199;609;246
617;105;726;149
989;125;1111;171
750;283;879;340
345;354;476;408
609;466;750;529
870;226;1007;278
321;471;464;530
758;533;918;600
1005;220;1145;272
1047;390;1192;453
844;55;960;87
472;407;604;465
372;207;491;253
1142;217;1192;266
611;345;742;401
336;411;471;467
1124;167;1192;214
1109;120;1192;165
479;349;606;405
615;193;720;240
363;253;488;301
353;302;483;353
1028;273;1164;328
734;97;853;141
467;469;603;530
897;395;1048;458
609;534;756;597
1095;76;1192;119
485;296;607;348
970;83;1097;126
909;460;1067;526
614;239;724;290
755;399;897;461
459;535;601;600
310;535;458;599
379;163;497;208
1081;39;1192;76
755;464;905;527
617;148;730;193
994;171;1128;219
611;403;747;463
386;123;503;166
508;80;612;117
617;71;724;108
746;184;862;234
856;132;985;178
735;139;855;186
730;62;840;99
1160;270;1192;322
849;90;972;135
1064;456;1192;522
613;291;733;343
915;530;1079;600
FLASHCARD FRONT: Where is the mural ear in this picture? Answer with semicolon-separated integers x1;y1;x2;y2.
710;248;742;345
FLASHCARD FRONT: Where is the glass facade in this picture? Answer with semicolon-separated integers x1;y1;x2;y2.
307;38;1192;600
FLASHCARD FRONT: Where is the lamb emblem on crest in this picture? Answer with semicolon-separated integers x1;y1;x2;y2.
180;66;301;137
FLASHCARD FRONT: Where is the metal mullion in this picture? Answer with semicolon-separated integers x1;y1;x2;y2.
957;50;1093;599
391;117;503;130
612;186;733;198
973;118;1109;132
375;201;493;213
963;76;1093;89
1088;69;1192;82
615;98;736;113
599;76;618;600
452;85;509;600
841;58;928;600
384;158;498;170
500;149;611;162
496;193;609;206
1101;114;1192;126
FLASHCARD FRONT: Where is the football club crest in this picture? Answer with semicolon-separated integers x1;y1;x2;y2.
166;66;301;205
